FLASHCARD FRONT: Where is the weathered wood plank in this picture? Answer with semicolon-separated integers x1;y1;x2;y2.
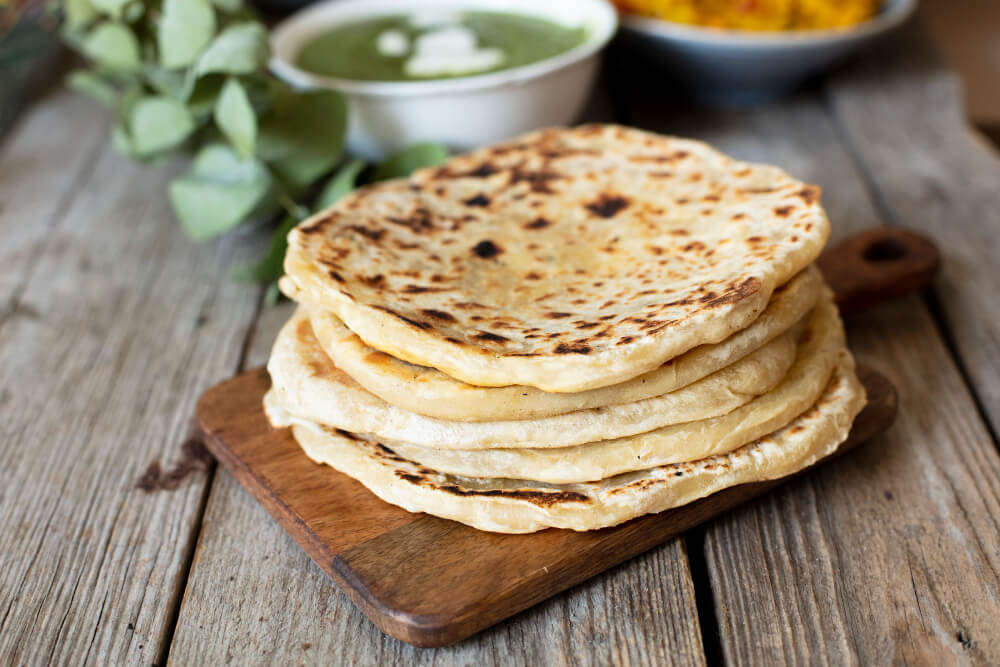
0;86;262;664
168;301;707;663
622;69;1000;663
0;87;107;302
710;298;1000;664
827;24;1000;432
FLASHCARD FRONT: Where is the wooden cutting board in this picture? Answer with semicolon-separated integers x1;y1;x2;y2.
195;227;937;648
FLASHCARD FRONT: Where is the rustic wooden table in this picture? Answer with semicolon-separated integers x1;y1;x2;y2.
2;22;999;665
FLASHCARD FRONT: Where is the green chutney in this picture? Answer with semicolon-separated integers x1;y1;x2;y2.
295;11;589;81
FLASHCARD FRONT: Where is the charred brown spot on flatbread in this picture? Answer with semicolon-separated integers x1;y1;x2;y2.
472;331;508;343
585;193;630;218
420;308;457;323
383;454;592;505
463;194;491;207
334;428;366;442
509;166;564;194
373;305;432;330
798;185;821;204
436;483;591;506
554;341;592;354
386;208;434;233
444;162;500;179
359;274;384;288
524;217;551;230
472;240;502;259
401;284;450;294
345;225;385;242
698;277;763;308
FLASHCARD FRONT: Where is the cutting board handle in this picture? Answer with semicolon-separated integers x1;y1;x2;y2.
817;227;940;315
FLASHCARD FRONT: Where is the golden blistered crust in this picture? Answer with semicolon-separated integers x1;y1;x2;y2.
285;125;829;391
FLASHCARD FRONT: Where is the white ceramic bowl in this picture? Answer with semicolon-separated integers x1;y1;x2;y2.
271;0;618;160
618;0;915;105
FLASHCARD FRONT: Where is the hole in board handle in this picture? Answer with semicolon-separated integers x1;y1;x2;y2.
863;237;907;263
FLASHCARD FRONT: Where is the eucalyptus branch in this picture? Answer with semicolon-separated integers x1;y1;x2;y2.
59;0;449;291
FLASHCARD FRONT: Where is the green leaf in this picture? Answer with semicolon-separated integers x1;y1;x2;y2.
186;75;225;119
372;142;449;181
83;22;141;72
315;159;365;210
258;88;346;190
117;81;143;118
169;144;272;241
215;78;256;157
123;2;144;22
195;23;268;76
90;0;130;19
231;214;297;283
144;66;191;99
67;70;118;108
65;0;99;30
129;96;195;155
158;0;216;69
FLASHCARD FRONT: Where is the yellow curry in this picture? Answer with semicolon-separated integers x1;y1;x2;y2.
613;0;881;31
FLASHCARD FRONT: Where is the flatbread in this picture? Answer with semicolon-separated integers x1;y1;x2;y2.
269;293;843;481
278;351;865;533
267;310;801;451
283;124;829;392
307;266;822;422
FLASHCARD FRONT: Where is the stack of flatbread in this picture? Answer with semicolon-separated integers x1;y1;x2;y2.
265;125;866;534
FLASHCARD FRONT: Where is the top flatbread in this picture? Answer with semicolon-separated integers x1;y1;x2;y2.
283;124;829;392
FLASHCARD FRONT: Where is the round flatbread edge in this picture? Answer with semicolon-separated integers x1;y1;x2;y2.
280;350;865;533
306;266;823;422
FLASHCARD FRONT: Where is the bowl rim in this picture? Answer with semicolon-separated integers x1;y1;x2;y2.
270;0;618;98
620;0;915;48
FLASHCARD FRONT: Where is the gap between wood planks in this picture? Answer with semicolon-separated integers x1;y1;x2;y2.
820;87;1000;455
153;285;268;666
606;62;728;662
684;528;725;665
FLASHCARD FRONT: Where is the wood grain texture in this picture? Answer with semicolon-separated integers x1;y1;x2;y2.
620;47;1000;664
171;476;706;665
0;87;262;664
170;303;707;662
827;23;1000;432
0;88;105;304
